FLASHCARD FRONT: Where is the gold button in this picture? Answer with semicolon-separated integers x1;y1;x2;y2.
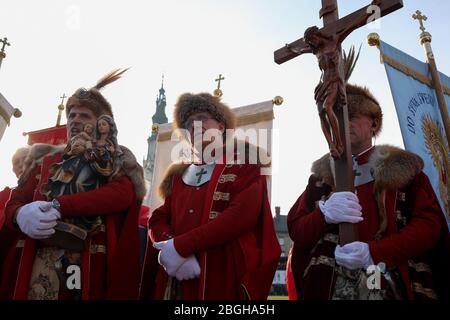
188;209;194;214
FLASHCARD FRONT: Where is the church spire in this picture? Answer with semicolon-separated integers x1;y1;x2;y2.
152;74;168;126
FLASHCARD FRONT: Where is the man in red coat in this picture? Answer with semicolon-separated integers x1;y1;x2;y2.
288;84;449;300
141;93;280;300
1;69;145;300
0;147;30;286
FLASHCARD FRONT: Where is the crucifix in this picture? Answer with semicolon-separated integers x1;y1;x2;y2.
196;167;208;184
274;0;403;244
214;74;225;97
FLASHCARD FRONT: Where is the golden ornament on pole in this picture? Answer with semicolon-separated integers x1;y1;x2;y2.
367;32;380;47
413;10;450;149
213;74;225;97
272;96;284;106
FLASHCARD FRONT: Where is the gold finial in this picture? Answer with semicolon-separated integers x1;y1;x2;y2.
413;10;432;44
152;123;160;132
367;33;380;47
0;37;10;55
13;108;22;118
214;74;225;97
58;93;67;111
56;93;67;126
272;96;284;106
412;10;427;32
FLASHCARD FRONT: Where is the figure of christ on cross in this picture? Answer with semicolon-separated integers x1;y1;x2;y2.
274;0;403;244
286;0;383;159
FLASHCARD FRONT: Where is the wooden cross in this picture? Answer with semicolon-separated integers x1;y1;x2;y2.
274;0;403;245
196;167;208;184
412;10;427;32
0;37;10;53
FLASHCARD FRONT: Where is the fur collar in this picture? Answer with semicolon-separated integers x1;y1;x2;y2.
19;143;66;186
19;143;146;203
158;140;270;199
311;145;424;191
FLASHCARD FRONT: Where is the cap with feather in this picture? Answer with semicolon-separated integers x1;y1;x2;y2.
66;68;128;118
343;45;383;135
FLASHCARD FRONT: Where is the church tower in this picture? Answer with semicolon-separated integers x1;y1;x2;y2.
143;76;168;194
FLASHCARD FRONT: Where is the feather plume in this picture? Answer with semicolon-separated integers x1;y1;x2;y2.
94;68;129;91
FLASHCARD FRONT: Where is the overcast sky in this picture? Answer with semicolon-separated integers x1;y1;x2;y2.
1;0;449;214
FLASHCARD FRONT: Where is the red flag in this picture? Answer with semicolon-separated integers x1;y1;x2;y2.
26;125;67;145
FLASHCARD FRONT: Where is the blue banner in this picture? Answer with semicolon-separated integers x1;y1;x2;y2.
380;41;450;230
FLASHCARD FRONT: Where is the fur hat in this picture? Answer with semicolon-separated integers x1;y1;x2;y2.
66;68;128;118
346;83;383;135
173;93;237;130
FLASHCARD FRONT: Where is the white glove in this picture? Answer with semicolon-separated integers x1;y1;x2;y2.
175;255;201;281
319;191;363;224
153;239;188;277
334;241;374;270
16;201;61;240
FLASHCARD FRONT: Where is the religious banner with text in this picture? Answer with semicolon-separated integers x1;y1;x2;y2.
379;40;450;229
26;125;67;146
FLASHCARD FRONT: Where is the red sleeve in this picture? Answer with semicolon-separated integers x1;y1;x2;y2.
287;175;330;251
56;175;135;217
173;165;264;258
368;172;445;267
148;195;173;243
0;187;12;230
4;166;41;230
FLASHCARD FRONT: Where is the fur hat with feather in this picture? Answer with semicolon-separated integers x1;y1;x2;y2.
66;68;128;118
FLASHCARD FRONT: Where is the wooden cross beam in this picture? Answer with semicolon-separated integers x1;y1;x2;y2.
274;0;403;245
274;0;403;64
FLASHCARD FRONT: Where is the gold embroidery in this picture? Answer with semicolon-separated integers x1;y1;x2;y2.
209;211;220;220
213;192;230;201
412;282;438;299
408;261;432;273
89;244;106;254
303;255;335;277
16;240;25;248
218;174;237;184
